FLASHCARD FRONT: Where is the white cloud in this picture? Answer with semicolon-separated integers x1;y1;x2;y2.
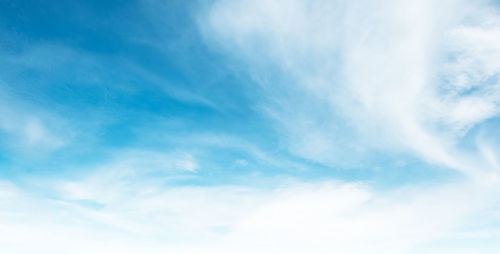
1;176;500;253
52;149;200;202
200;0;500;176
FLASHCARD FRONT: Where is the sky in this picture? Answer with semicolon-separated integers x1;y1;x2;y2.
0;0;500;253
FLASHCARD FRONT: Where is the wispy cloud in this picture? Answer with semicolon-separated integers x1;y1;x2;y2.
201;0;500;176
0;88;71;156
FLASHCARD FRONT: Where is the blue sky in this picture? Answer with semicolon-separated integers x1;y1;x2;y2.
1;0;500;253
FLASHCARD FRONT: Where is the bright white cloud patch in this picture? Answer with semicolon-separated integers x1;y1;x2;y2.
1;176;500;253
202;0;500;175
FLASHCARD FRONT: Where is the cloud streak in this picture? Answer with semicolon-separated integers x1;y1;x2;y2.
201;0;500;176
